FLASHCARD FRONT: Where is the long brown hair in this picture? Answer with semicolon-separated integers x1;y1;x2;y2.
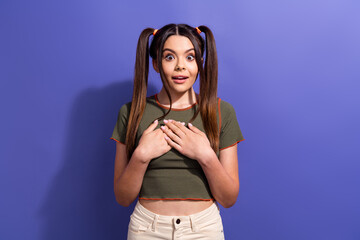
126;24;219;158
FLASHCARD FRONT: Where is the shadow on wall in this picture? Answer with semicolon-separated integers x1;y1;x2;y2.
39;80;158;240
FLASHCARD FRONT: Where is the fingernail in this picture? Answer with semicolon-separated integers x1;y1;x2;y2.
188;123;193;127
164;136;169;140
169;119;173;122
164;119;168;123
154;119;158;124
181;122;185;125
161;126;165;130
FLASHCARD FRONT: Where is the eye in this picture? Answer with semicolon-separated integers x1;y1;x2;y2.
164;54;175;61
187;55;195;61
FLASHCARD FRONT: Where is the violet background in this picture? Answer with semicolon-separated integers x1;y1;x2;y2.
1;0;359;239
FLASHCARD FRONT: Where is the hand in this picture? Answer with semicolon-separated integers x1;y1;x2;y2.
135;120;171;163
160;119;215;162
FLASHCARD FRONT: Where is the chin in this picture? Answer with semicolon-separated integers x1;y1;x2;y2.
169;87;193;95
168;83;195;93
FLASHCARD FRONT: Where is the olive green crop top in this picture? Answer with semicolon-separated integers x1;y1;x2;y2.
110;94;245;201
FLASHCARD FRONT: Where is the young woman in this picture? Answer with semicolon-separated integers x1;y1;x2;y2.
111;23;244;239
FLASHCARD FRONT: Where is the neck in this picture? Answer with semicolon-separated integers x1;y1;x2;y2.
157;88;197;108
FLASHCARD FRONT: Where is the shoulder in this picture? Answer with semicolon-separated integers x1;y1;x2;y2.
218;98;236;117
217;97;244;149
217;98;240;131
219;98;233;109
118;101;132;116
118;95;157;115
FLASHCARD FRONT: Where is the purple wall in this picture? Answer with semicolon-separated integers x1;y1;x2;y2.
1;0;359;239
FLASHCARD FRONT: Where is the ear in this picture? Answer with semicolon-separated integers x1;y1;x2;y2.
152;58;159;73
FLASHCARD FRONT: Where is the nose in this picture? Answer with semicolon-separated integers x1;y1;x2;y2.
175;58;186;71
175;65;185;71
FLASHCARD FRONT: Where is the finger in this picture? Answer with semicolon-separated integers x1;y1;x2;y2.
172;120;190;134
161;125;182;144
164;120;186;137
143;119;158;134
164;135;182;152
158;132;172;149
188;122;203;134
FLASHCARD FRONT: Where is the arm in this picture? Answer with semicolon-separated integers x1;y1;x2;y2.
113;120;171;207
161;120;239;208
197;145;239;208
113;142;150;207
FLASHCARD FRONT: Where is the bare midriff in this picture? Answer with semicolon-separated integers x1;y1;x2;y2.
139;199;215;216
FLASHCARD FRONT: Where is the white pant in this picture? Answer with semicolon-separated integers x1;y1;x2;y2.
127;201;225;240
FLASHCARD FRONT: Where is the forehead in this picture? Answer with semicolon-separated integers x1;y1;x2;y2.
163;35;194;52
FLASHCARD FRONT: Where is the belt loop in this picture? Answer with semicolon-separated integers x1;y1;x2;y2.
189;215;198;232
151;214;159;232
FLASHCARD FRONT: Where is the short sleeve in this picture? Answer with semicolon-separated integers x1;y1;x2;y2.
110;103;131;144
219;100;245;150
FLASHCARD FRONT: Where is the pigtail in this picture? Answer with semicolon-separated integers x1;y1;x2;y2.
197;25;219;152
156;44;173;121
125;28;154;159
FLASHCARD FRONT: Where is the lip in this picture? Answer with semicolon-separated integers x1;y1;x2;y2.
172;75;188;84
172;75;188;79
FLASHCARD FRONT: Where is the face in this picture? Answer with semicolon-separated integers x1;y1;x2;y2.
153;35;199;95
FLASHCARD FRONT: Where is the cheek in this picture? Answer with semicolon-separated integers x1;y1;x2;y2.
162;63;174;76
189;64;199;75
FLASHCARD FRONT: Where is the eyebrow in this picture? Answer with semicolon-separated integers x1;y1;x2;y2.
162;48;195;54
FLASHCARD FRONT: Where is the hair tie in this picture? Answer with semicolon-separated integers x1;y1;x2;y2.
153;29;158;36
195;27;201;34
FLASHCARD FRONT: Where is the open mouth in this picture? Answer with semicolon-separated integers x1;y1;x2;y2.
172;75;188;83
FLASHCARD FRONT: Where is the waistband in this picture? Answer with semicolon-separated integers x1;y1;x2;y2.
132;201;220;232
